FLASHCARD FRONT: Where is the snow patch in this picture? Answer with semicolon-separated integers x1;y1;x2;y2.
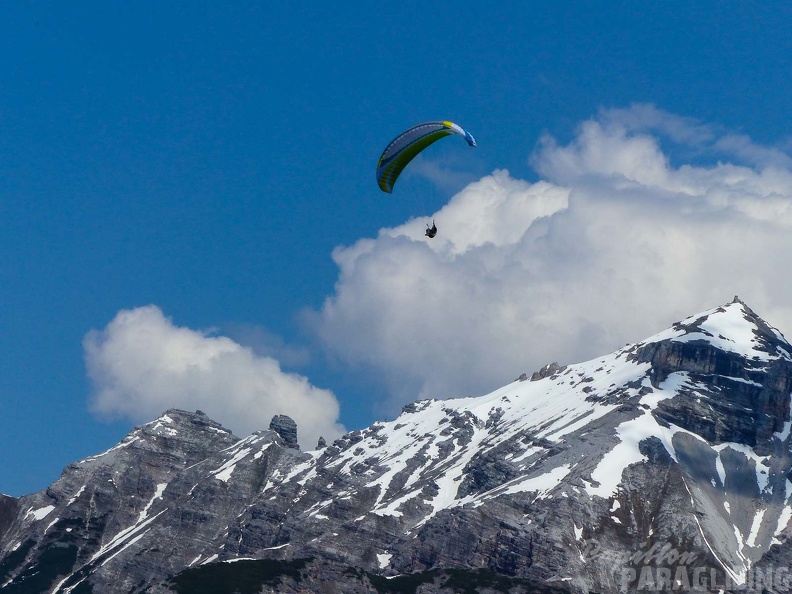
137;483;167;522
775;421;792;442
746;509;765;548
89;509;167;564
773;506;792;545
67;485;86;506
715;454;726;486
25;505;55;521
44;517;60;534
377;553;393;568
210;447;252;483
263;543;290;551
502;464;571;498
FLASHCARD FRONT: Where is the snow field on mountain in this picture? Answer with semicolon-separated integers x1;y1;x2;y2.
24;504;55;521
10;300;792;594
649;302;792;363
292;341;657;523
584;372;691;497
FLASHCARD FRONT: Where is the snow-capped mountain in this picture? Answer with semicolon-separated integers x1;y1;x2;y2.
2;298;792;593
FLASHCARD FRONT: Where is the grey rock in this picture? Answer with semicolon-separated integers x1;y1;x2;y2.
269;414;300;449
531;362;565;381
3;300;792;593
0;494;19;542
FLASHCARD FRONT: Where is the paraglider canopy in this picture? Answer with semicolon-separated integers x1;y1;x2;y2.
376;121;476;193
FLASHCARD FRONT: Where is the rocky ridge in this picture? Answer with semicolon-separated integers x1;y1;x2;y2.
2;299;792;593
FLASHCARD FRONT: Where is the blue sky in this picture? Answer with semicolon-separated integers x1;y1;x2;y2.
3;2;792;496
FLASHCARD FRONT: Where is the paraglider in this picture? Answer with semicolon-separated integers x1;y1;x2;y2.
425;220;437;238
376;121;476;194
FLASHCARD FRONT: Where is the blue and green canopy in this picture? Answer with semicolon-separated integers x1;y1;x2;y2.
376;121;476;193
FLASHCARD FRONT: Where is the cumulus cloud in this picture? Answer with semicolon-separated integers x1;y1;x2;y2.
310;104;792;411
84;306;345;447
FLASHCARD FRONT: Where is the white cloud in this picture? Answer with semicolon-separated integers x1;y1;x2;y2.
84;306;345;448
311;105;792;412
596;104;716;146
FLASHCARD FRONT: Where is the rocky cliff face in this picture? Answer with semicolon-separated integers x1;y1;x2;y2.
2;299;792;593
269;414;300;450
0;494;19;543
634;303;792;449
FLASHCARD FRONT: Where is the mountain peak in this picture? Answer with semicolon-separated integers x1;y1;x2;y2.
127;409;236;442
644;299;791;363
630;299;792;449
5;300;792;593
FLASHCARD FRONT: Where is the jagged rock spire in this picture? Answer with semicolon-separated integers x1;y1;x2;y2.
269;414;299;450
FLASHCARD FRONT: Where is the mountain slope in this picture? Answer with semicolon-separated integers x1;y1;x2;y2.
2;298;791;593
